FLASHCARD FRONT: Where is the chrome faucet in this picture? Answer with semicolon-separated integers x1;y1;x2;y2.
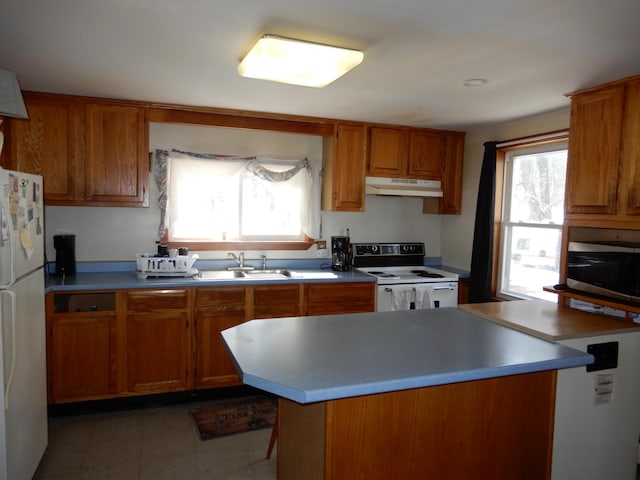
228;251;245;267
261;254;267;270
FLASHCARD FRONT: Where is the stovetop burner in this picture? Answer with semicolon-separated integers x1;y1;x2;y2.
368;271;400;279
411;270;444;278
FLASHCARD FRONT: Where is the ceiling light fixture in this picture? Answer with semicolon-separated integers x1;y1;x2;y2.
463;78;488;88
238;34;364;88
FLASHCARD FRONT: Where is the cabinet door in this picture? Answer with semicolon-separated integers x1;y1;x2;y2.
619;80;640;215
323;124;367;211
126;289;190;393
127;311;190;392
48;314;117;402
408;130;442;179
194;287;247;388
85;104;149;206
566;86;624;214
305;282;375;316
439;133;464;214
8;95;84;203
423;133;465;214
253;284;302;319
368;127;408;177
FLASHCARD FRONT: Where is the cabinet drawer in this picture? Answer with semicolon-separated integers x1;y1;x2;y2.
254;284;302;305
127;289;188;311
196;287;246;307
306;282;375;304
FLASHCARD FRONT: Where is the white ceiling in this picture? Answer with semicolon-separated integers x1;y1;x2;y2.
2;0;640;131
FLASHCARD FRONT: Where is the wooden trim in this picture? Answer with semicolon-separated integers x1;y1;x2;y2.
565;72;640;98
160;238;316;251
496;129;569;149
147;107;334;136
22;91;466;138
491;149;505;297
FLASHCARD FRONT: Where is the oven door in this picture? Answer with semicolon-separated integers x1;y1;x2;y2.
376;283;458;312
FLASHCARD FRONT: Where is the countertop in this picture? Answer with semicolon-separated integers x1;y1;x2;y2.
44;259;467;293
459;299;640;341
44;268;374;292
221;307;593;404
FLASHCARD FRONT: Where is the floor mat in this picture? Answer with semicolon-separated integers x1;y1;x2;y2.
190;395;277;440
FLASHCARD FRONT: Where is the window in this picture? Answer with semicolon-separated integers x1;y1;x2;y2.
497;141;568;301
154;149;321;249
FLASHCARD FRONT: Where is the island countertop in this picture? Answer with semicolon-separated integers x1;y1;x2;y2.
221;307;593;404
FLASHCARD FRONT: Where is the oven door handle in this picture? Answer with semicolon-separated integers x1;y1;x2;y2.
385;286;455;292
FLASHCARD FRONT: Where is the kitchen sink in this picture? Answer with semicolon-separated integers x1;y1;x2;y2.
242;269;292;279
196;269;292;280
196;270;246;280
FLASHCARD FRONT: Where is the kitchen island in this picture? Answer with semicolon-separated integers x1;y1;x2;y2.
461;300;640;480
221;307;592;480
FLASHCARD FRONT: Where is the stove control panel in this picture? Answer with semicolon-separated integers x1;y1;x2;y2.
353;243;425;257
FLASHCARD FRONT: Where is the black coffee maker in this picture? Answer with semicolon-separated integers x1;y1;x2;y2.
53;234;76;277
331;235;352;271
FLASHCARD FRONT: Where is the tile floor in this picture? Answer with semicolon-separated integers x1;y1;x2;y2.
33;400;277;480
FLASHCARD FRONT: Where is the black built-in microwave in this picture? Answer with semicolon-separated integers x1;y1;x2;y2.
567;241;640;304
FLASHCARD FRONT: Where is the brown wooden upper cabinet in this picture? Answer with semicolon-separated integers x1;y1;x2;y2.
322;123;367;211
367;127;409;177
407;129;442;179
8;95;84;203
423;132;465;215
7;93;149;207
85;103;148;206
367;126;465;214
367;127;443;180
8;91;465;213
566;76;640;219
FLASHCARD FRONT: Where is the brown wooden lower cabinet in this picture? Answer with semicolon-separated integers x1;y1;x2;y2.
45;281;375;403
125;289;191;393
305;282;375;315
278;370;556;480
47;313;117;402
252;284;303;319
45;291;119;403
458;277;470;304
194;286;247;389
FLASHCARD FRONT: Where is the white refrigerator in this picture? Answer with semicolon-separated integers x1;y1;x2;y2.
0;168;47;480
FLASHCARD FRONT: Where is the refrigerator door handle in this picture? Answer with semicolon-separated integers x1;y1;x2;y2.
0;198;16;289
1;290;17;410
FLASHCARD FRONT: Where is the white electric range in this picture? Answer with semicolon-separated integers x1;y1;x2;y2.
352;242;458;311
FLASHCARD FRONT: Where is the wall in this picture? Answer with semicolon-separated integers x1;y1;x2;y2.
45;122;442;263
440;107;571;270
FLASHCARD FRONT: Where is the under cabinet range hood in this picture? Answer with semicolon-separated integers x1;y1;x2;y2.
365;176;443;198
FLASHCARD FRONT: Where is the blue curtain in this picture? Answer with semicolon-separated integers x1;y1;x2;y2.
468;141;498;303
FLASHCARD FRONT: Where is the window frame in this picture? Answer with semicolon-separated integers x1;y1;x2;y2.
159;152;317;251
491;133;569;300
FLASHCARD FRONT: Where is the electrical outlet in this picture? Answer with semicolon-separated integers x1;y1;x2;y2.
317;240;327;250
